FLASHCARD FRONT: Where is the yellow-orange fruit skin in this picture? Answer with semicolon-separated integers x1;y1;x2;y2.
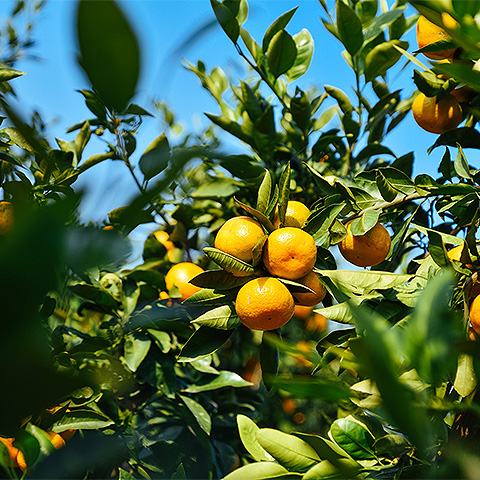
451;86;477;104
412;93;462;135
165;262;205;300
339;222;391;267
0;202;14;235
294;270;326;306
416;15;457;60
294;305;314;319
214;216;265;264
306;313;328;333
46;431;66;449
0;437;19;468
469;295;480;334
263;227;317;280
273;201;311;229
235;277;294;331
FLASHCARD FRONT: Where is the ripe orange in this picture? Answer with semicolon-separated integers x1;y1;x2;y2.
294;305;314;319
306;313;328;333
273;201;311;229
214;216;265;264
46;430;66;449
468;324;479;341
339;221;391;267
153;230;175;251
469;294;480;334
294;270;326;306
0;437;19;468
416;15;457;60
282;398;297;415
451;86;477;103
59;429;76;441
412;93;462;134
0;201;13;235
235;277;294;331
165;262;204;300
263;227;317;280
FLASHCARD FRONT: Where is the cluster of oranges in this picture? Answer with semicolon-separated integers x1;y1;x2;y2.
412;14;476;135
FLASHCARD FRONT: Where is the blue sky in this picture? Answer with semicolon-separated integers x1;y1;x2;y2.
8;0;449;226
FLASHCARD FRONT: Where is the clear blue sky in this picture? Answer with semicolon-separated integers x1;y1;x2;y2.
8;0;446;226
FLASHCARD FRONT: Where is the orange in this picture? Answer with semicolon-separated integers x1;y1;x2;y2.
16;450;26;472
235;277;294;331
59;429;76;441
0;201;13;235
294;305;314;319
306;312;328;333
412;93;462;134
214;216;265;264
294;270;326;306
46;431;66;450
165;262;204;300
416;15;457;60
469;294;480;334
273;201;310;229
451;86;476;103
447;244;465;262
468;324;479;341
263;227;317;280
282;398;297;415
153;230;175;251
339;221;391;267
0;437;19;468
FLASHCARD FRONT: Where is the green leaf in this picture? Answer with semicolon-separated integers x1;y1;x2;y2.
376;170;397;201
190;270;254;290
177;326;233;362
237;415;275;462
428;127;480;153
336;0;363;56
365;40;408;82
324;85;353;114
267;30;297;79
182;287;238;306
349;210;381;236
302;461;341;479
273;377;351;402
191;305;241;330
210;0;239;42
329;417;375;459
305;202;346;249
124;331;151;372
235;197;275;232
179;395;212;435
182;370;252;393
262;7;298;51
203;246;256;277
256;428;320;472
69;283;119;309
257;169;273;214
413;69;445;97
363;8;406;43
139;133;170;181
454;354;477;397
0;67;25;82
205;113;253;144
76;0;140;112
277;161;291;226
223;462;289;480
240;27;263;63
293;433;354;465
285;29;314;82
454;143;473;181
52;410;114;432
191;178;240;198
1;126;34;152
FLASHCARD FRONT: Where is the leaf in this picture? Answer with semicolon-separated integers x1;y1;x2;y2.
76;0;140;112
302;461;341;480
336;0;363;56
454;143;473;180
182;287;238;306
262;7;298;51
235;197;275;232
257;169;273;214
365;40;408;82
349;210;381;236
428;127;480;153
223;462;289;480
329;417;375;459
139;133;170;181
123;331;151;372
69;283;119;310
267;30;297;79
294;433;353;464
285;29;314;82
191;305;241;330
179;395;212;435
0;67;25;82
203;246;256;277
260;331;279;390
304;202;346;249
191;178;240;198
1;126;34;152
237;415;275;462
454;354;477;398
52;410;114;432
413;69;445;97
211;0;240;43
189;270;254;290
256;428;320;472
273;377;351;402
324;85;353;114
277;162;291;226
376;170;397;201
363;8;406;43
182;370;252;393
177;326;233;362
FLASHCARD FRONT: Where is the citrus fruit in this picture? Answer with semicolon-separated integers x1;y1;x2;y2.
263;227;317;280
412;93;462;134
468;324;479;341
451;86;476;103
282;398;297;415
273;201;310;229
214;216;265;264
0;437;19;468
339;221;391;267
153;230;175;251
416;15;457;60
469;294;480;334
294;305;314;319
165;262;204;300
235;277;294;331
306;313;328;333
294;270;326;306
59;429;76;441
46;431;66;449
0;201;14;235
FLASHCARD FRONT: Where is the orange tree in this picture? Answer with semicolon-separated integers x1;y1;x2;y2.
2;0;480;478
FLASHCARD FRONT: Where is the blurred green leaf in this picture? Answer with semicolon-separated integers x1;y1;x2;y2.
0;67;25;82
363;8;406;43
139;133;170;181
324;85;353;114
76;0;140;112
273;377;351;402
260;331;279;390
257;169;273;214
190;270;254;290
267;30;297;78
